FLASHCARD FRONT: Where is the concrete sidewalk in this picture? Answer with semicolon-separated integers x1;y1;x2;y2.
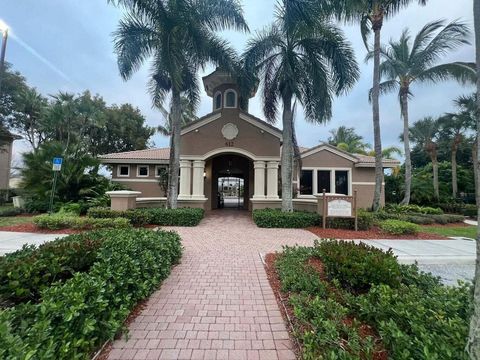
0;231;67;255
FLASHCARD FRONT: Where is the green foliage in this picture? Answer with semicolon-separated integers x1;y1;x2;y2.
327;209;374;230
275;246;327;295
274;243;472;359
0;228;182;359
147;208;204;226
380;220;420;235
385;203;443;215
315;240;401;292
253;209;320;228
33;214;130;230
0;207;24;217
354;283;472;360
0;232;104;305
87;207;151;226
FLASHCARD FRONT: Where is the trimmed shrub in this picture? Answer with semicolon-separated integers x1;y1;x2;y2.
87;207;152;226
253;208;320;228
0;228;182;359
0;207;24;217
463;204;477;217
401;214;436;225
314;239;401;292
147;208;204;226
328;209;375;230
385;204;443;215
33;214;130;230
380;219;420;235
0;232;105;305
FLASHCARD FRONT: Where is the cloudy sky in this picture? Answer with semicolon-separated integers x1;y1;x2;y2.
2;0;475;162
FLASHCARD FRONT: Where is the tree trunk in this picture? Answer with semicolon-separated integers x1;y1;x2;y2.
432;150;439;200
371;22;383;211
281;94;294;212
400;90;412;205
467;0;480;357
166;90;181;209
452;145;458;198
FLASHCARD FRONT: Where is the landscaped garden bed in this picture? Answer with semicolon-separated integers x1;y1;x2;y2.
265;240;472;359
0;228;182;359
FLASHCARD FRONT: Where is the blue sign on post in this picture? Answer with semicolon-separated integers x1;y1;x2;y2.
52;157;63;171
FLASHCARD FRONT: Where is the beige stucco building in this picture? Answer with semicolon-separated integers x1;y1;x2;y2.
100;69;399;211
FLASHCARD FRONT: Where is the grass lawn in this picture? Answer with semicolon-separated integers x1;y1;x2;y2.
420;224;477;239
0;203;13;212
0;216;33;227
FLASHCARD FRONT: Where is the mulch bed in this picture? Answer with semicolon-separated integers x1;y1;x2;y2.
306;226;449;240
0;223;79;234
264;252;388;360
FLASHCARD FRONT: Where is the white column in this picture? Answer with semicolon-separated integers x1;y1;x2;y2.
192;160;206;199
178;160;192;199
253;161;266;199
266;161;279;199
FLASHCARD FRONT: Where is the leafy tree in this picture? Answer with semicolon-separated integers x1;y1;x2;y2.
408;117;441;200
20;142;104;212
0;63;28;129
111;0;248;208
328;126;370;154
326;0;427;211
376;19;475;204
243;1;359;211
468;0;480;355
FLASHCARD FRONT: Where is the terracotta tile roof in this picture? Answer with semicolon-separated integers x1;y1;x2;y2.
354;153;400;165
99;147;170;160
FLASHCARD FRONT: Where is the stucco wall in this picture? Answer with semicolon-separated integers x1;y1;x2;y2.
111;164;166;197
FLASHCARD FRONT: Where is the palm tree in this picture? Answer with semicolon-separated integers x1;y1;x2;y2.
243;1;359;211
439;107;472;198
376;19;475;204
326;0;427;211
468;0;480;355
409;117;441;200
157;96;198;136
366;145;402;158
328;126;370;154
111;0;248;209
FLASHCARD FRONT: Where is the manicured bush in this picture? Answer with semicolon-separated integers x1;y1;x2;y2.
385;204;443;215
87;207;152;226
0;228;182;359
147;208;204;226
380;219;420;235
0;207;24;217
253;208;320;228
314;240;401;292
327;209;375;230
0;232;105;305
463;204;478;217
33;214;130;230
401;214;436;225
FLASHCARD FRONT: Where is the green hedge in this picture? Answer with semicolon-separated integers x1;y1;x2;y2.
0;232;105;305
315;239;401;292
274;242;472;359
0;228;182;359
327;209;374;230
385;204;443;215
374;210;463;225
0;207;24;217
87;207;204;227
380;219;420;235
33;214;130;230
253;208;320;228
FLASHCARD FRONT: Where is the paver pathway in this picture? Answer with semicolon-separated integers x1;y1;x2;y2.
108;210;317;360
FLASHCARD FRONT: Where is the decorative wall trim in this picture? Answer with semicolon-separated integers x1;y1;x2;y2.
112;178;159;183
181;147;280;162
238;113;283;139
180;113;222;135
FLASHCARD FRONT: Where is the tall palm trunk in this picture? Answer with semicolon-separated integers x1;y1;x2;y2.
371;13;384;211
467;0;480;356
281;94;294;212
431;147;439;200
166;90;181;209
400;89;412;205
451;141;459;198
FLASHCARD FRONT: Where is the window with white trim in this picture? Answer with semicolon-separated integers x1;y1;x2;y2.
155;165;168;177
224;89;237;108
137;165;149;177
299;168;351;196
118;165;130;177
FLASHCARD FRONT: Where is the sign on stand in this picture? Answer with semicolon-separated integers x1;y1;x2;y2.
322;190;358;231
49;157;63;213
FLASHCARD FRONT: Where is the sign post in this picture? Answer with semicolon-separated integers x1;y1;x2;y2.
321;189;358;231
49;157;63;214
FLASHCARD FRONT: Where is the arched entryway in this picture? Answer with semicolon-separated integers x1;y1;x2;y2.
208;154;252;210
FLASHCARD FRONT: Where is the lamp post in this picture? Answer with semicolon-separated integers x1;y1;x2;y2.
0;20;9;95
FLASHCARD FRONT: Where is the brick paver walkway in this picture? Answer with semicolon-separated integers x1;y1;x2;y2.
108;210;318;360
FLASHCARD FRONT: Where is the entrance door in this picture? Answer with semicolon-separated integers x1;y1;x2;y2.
218;177;244;209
